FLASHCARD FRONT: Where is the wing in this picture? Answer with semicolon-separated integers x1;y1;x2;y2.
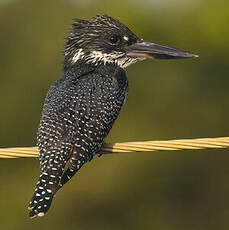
38;65;128;188
58;66;129;187
38;76;79;171
29;74;83;217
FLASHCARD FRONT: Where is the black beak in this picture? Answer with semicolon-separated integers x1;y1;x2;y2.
125;40;198;59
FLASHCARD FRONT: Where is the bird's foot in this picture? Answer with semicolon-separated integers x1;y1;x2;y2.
97;152;103;157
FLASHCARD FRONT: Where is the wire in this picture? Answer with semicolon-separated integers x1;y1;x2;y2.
1;136;229;158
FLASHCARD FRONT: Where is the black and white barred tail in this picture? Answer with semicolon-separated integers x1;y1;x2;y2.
28;172;60;218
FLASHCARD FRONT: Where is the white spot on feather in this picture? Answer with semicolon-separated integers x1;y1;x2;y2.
38;212;44;217
72;48;84;63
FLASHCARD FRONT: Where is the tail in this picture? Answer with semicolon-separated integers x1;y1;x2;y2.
28;172;59;218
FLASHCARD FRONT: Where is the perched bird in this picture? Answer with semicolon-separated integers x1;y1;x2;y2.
28;15;197;218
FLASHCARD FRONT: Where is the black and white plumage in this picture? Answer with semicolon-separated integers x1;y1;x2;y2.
28;15;197;218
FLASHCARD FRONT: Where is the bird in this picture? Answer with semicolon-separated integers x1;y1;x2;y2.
28;15;197;218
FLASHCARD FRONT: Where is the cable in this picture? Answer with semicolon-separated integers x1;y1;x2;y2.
1;136;229;158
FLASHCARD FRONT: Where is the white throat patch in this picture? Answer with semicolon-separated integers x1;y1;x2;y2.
71;49;143;68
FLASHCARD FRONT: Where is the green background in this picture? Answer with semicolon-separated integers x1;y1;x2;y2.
0;0;229;229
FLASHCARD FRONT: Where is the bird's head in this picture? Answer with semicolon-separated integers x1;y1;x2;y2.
64;15;197;70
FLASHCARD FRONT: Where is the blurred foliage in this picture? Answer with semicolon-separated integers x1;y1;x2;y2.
0;0;229;229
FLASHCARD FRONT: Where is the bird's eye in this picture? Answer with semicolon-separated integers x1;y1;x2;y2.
109;35;121;45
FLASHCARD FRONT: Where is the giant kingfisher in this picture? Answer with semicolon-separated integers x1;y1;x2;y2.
28;15;197;218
